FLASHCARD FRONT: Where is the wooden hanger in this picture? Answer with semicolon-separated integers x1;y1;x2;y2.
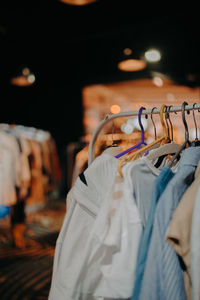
118;104;169;176
147;105;182;163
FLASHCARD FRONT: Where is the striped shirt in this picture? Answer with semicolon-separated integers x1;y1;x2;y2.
131;166;175;300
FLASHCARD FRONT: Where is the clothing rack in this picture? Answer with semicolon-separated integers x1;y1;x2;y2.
88;103;200;165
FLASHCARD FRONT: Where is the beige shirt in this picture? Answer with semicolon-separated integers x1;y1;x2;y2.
166;161;200;300
0;131;21;187
0;131;23;206
0;146;17;206
18;136;32;199
26;139;45;206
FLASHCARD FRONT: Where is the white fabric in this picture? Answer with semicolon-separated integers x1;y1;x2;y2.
0;131;21;187
0;131;22;206
49;153;120;300
103;146;123;156
18;136;32;199
69;162;142;299
0;147;17;205
49;152;164;300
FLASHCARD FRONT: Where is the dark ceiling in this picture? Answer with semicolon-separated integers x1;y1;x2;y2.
0;1;200;145
1;1;200;86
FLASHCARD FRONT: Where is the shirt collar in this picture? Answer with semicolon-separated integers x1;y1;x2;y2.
178;146;200;169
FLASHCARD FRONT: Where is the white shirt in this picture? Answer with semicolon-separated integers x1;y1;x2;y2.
49;153;162;300
0;133;22;206
49;153;120;300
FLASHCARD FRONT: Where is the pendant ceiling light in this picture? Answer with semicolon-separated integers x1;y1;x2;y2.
59;0;97;5
118;48;147;72
10;67;35;87
144;49;161;63
118;59;147;72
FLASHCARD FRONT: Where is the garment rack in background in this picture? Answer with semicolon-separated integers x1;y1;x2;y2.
88;103;200;165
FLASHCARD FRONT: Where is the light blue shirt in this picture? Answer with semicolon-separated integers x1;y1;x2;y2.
131;166;175;300
139;146;200;300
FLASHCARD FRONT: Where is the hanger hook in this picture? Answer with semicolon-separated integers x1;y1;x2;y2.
138;106;146;142
192;103;198;140
167;105;174;141
150;107;157;140
111;120;115;146
164;106;170;141
181;101;190;142
160;104;168;137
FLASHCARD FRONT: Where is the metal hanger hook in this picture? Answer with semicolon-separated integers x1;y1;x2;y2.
138;106;146;142
160;104;168;137
192;103;198;140
150;107;157;140
164;106;170;141
181;101;190;142
167;105;174;141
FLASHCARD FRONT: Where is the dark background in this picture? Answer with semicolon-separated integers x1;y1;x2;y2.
0;1;200;147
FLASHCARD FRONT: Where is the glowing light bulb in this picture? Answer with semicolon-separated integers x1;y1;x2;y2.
152;77;163;87
27;74;35;83
110;104;121;114
123;48;132;56
118;59;146;72
59;0;97;5
145;49;161;62
22;67;30;76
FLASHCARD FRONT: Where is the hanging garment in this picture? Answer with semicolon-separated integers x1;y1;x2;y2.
125;156;160;227
49;153;120;300
0;147;18;206
17;136;32;199
48;138;62;186
139;146;200;300
166;162;200;300
26;139;46;206
66;147;122;210
0;131;22;188
129;154;175;227
83;154;177;299
132;166;175;300
41;140;52;177
66;160;142;300
49;147;173;300
90;152;177;299
103;146;123;157
191;187;200;300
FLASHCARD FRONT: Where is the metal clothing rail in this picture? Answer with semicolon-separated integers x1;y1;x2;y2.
88;103;200;165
